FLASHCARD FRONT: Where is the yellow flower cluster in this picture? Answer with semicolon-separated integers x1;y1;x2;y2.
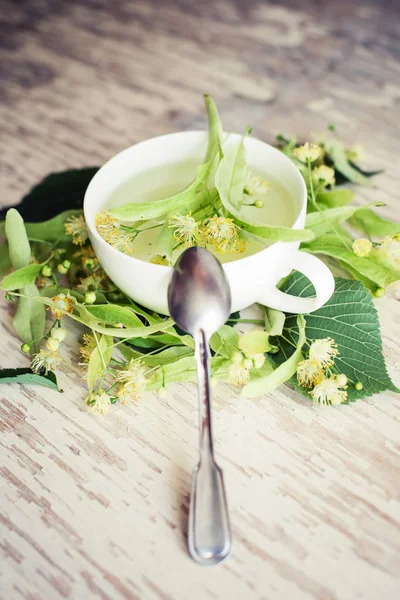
296;338;348;405
65;215;89;245
47;293;74;320
169;213;246;255
204;216;246;254
293;142;321;163
169;213;201;248
115;359;147;404
31;325;68;375
86;391;112;415
245;172;269;197
312;165;335;187
228;352;251;386
96;210;137;256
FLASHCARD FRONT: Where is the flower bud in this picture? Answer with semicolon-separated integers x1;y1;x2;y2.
21;343;31;353
374;287;385;298
57;263;68;274
84;291;96;304
41;265;52;277
83;258;96;270
46;337;60;351
355;382;363;391
336;374;347;387
254;200;264;209
51;327;67;342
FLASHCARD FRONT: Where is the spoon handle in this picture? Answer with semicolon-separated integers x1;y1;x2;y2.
188;330;231;566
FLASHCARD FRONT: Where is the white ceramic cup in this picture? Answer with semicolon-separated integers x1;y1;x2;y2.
84;131;334;315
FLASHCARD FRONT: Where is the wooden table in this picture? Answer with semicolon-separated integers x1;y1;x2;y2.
1;1;400;598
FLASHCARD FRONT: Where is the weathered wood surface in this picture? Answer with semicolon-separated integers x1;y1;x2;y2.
1;1;400;598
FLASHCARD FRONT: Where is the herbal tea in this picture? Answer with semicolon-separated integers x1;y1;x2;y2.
99;160;296;265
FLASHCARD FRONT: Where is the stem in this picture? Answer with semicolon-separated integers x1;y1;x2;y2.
227;318;265;325
93;330;107;372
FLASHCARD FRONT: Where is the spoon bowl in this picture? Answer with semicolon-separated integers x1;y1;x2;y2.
168;246;231;337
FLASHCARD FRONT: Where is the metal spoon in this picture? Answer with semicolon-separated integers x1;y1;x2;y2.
168;246;232;566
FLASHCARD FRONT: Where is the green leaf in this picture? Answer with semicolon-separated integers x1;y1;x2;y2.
204;94;223;163
210;326;239;359
152;220;175;262
0;240;11;276
215;132;249;212
13;283;46;345
277;274;399;400
36;294;175;339
109;98;222;224
348;208;400;238
303;235;399;288
146;355;226;391
110;161;213;222
87;334;114;394
241;315;306;398
0;368;59;390
337;260;378;294
316;189;355;209
215;140;312;243
120;344;193;366
4;211;45;347
231;213;314;243
5;209;31;270
1;263;43;291
264;307;285;336
25;210;83;242
238;330;272;356
305;203;381;238
85;304;142;328
324;140;371;185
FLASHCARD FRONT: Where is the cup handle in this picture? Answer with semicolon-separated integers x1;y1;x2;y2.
257;250;335;314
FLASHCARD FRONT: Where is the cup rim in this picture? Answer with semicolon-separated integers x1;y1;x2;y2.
83;130;307;272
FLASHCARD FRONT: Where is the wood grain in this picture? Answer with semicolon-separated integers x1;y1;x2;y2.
1;1;400;598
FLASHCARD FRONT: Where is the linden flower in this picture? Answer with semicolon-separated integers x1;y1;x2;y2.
312;165;335;187
309;338;339;367
169;213;200;247
205;216;237;245
31;349;64;374
378;235;400;270
115;360;147;400
296;359;325;388
79;333;97;363
293;142;321;163
311;376;348;406
216;236;247;254
96;210;119;242
352;238;372;258
110;234;136;256
65;215;89;245
47;293;74;319
76;273;103;293
228;362;250;386
87;392;111;415
346;143;365;162
245;172;269;197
